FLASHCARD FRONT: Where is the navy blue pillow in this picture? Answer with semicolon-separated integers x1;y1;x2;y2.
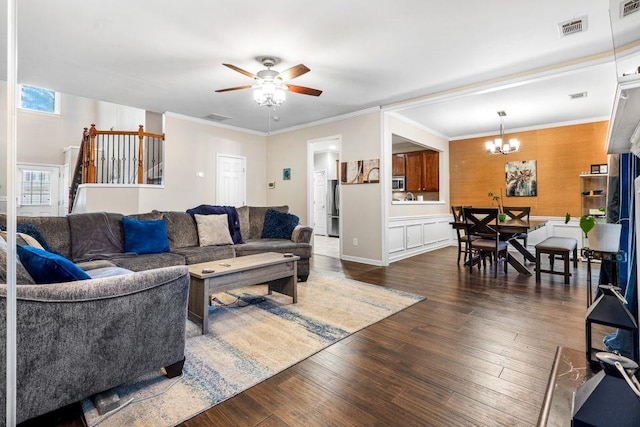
261;209;299;239
122;216;170;255
16;245;90;284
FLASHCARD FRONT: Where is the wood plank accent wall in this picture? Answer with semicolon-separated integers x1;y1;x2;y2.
449;121;609;217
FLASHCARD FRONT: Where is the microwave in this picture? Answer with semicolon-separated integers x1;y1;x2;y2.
392;176;405;191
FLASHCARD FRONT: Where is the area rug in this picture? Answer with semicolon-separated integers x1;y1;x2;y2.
81;272;424;426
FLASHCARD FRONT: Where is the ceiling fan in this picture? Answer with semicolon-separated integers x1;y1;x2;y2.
216;56;322;107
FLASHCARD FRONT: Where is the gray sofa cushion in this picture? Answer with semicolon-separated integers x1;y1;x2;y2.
76;259;118;271
1;214;73;259
129;211;164;221
68;212;125;262
240;205;289;240
171;245;235;265
163;211;199;249
110;252;185;272
234;239;312;259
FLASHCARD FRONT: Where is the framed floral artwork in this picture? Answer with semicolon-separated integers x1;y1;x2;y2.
505;160;537;197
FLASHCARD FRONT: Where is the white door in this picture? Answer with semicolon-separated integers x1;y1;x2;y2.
17;163;62;216
217;155;246;207
314;170;327;235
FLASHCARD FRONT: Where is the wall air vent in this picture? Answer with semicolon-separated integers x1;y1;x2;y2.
621;0;640;18
202;113;231;122
569;91;588;100
558;16;588;37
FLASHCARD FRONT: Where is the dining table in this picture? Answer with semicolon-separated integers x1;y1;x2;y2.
450;218;548;276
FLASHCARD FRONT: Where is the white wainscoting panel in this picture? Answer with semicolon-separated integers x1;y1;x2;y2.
388;225;406;254
406;223;423;249
388;215;453;262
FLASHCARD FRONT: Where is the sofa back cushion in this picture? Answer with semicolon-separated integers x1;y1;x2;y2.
0;214;72;258
68;212;125;262
239;206;289;240
162;211;199;249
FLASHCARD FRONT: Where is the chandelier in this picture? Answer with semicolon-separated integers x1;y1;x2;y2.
253;80;286;107
485;111;520;155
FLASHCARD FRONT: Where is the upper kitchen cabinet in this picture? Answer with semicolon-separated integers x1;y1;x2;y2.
405;150;439;192
392;153;406;176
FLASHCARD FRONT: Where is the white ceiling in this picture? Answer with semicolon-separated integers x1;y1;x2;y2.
2;0;639;136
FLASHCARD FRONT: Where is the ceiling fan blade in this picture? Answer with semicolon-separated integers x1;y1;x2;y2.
286;84;322;97
215;85;253;93
222;63;257;79
277;64;310;81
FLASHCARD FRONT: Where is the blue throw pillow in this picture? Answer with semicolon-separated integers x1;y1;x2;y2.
122;216;170;255
261;209;299;239
16;245;91;284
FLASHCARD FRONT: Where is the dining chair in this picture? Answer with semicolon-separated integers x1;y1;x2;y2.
451;205;477;264
502;206;531;260
462;207;509;277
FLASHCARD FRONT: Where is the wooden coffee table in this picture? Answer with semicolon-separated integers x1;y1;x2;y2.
187;252;299;334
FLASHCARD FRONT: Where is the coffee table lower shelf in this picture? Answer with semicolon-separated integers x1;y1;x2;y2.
187;252;299;335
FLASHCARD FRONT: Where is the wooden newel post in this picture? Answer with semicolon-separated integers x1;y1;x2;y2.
88;124;97;183
81;127;89;183
138;124;145;184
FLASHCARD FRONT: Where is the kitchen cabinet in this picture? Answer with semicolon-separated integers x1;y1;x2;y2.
392;153;406;176
405;150;439;192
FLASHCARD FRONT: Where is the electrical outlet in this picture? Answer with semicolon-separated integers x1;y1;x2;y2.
353;237;358;246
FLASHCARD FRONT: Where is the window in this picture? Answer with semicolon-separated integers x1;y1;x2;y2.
20;169;52;206
18;84;60;114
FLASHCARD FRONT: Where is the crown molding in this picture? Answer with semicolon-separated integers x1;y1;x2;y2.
450;116;610;141
268;106;381;136
385;112;451;140
164;112;267;136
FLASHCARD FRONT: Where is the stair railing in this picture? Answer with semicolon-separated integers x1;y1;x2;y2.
69;124;165;212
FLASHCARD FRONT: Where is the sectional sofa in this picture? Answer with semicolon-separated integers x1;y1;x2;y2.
0;205;312;424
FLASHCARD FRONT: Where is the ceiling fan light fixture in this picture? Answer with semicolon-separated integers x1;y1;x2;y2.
253;81;286;107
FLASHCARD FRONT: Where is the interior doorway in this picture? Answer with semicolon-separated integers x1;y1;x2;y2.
216;154;246;207
307;136;341;259
17;163;62;217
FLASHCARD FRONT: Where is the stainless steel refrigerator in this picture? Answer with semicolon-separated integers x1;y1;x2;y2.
327;179;340;237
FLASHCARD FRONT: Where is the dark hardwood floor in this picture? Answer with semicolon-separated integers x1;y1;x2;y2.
180;248;595;427
25;247;599;426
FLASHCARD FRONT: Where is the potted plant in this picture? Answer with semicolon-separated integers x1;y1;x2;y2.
565;212;622;253
488;190;506;221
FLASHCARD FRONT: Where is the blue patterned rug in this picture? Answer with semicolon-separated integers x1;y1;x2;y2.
82;273;424;426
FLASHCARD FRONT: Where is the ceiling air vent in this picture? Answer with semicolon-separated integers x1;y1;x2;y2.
569;91;588;100
558;16;588;37
621;0;640;18
202;113;231;122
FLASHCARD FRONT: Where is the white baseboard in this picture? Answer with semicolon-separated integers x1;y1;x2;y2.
340;254;384;266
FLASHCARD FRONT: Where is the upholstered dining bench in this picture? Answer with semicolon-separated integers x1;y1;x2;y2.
535;237;578;284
